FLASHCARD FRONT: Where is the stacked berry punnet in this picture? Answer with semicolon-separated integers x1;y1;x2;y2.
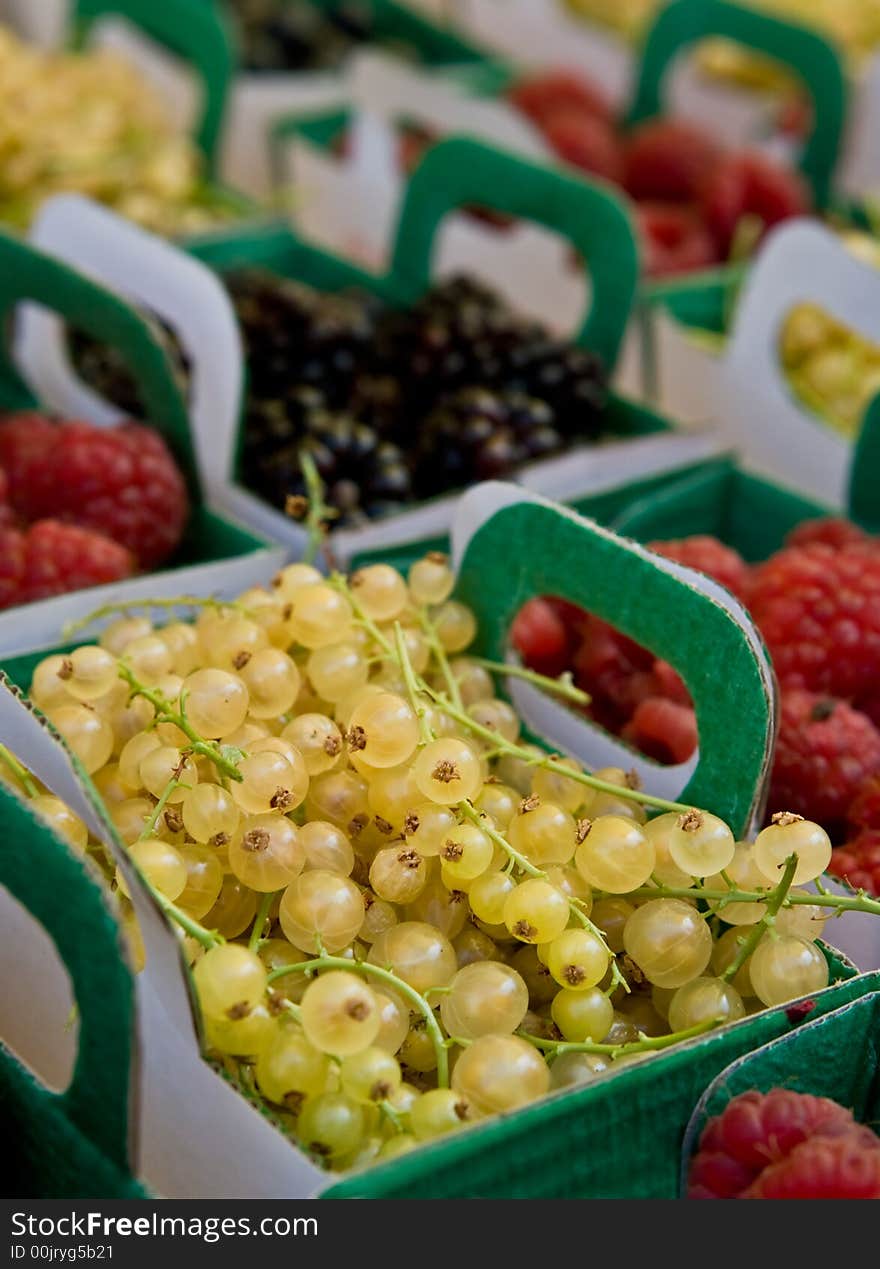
0;411;189;609
10;548;880;1176
507;71;811;278
71;271;608;530
688;1088;880;1199
513;517;880;894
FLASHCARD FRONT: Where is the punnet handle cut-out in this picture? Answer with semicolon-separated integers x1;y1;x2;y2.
450;483;776;838
73;0;235;171
0;228;200;499
627;0;846;210
387;136;639;370
0;778;137;1173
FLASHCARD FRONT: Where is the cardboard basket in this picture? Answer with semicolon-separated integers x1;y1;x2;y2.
0;484;876;1198
0;224;283;657
679;988;880;1195
183;134;723;566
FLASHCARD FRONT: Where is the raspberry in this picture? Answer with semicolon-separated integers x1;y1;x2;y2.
572;616;655;730
828;830;880;897
648;535;751;601
848;774;880;832
18;520;135;604
744;1132;880;1199
622;119;721;203
786;516;874;553
0;525;25;609
635;204;718;278
0;467;15;527
621;696;697;765
652;658;691;706
508;71;612;127
749;542;880;702
0;412;57;520
511;598;571;679
701;150;811;256
769;691;880;832
541;109;624;184
687;1088;862;1198
20;420;188;569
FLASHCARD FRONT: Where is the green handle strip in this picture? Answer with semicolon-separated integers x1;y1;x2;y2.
627;0;847;209
73;0;235;172
453;499;773;836
0;230;200;499
0;783;136;1172
388;136;639;369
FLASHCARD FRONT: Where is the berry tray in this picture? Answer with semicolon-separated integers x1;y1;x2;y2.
184;134;723;566
0;486;877;1199
0;227;283;656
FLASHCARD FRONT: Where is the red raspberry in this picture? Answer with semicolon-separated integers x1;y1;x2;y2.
848;774;880;832
701;150;811;256
511;598;571;679
541;109;624;184
572;615;655;730
769;691;880;832
687;1088;862;1198
635;204;719;278
18;520;135;604
0;467;15;527
828;830;880;897
648;535;751;601
750;542;880;702
786;516;874;552
0;412;57;520
652;658;691;705
21;420;188;569
0;525;25;608
622;118;721;203
744;1132;880;1199
508;70;612;127
621;696;697;764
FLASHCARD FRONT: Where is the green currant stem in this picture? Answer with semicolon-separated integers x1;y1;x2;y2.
155;892;224;949
521;1016;721;1058
139;776;186;841
394;621;434;745
628;878;880;919
467;657;591;708
379;1100;405;1134
431;690;689;815
299;450;337;567
267;955;449;1088
457;802;627;995
248;890;277;952
720;854;798;983
62;594;249;639
417;608;463;710
0;744;37;798
116;662;243;782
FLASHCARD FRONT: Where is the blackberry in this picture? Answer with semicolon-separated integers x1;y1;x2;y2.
68;316;191;416
414;387;565;496
230;0;400;74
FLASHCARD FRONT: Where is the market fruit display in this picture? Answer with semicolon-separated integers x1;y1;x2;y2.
0;26;228;235
229;0;422;72
513;518;880;885
71;271;609;527
0;412;189;607
10;550;880;1175
506;69;811;276
688;1088;880;1198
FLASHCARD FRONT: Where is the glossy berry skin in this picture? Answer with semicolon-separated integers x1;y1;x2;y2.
17;520;135;604
687;1088;862;1198
540;109;624;184
7;420;188;570
508;71;613;127
623;119;721;204
769;691;880;833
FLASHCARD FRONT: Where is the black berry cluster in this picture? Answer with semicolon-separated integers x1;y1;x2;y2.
230;0;417;73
